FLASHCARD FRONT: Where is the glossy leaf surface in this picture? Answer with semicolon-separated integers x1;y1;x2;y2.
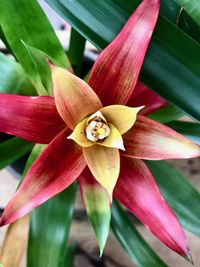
0;0;70;95
0;94;65;144
114;158;189;256
148;104;185;123
166;121;200;145
68;28;86;76
0;129;85;226
45;0;200;122
0;52;35;95
79;169;111;255
175;0;200;27
0;137;33;170
147;160;200;236
111;201;168;267
28;184;77;267
123;115;200;160
88;0;160;106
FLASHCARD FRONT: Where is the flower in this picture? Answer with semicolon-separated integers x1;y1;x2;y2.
0;0;199;259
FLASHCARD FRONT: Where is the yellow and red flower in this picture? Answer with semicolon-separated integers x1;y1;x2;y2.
0;0;199;258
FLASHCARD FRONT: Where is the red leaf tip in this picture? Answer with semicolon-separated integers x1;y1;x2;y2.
184;250;194;266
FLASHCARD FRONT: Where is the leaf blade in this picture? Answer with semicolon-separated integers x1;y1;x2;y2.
0;137;33;170
45;0;200;122
146;160;200;237
111;201;168;267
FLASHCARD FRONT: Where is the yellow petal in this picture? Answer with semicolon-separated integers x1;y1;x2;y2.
52;66;102;129
83;145;120;200
68;118;94;147
98;124;125;150
100;105;143;134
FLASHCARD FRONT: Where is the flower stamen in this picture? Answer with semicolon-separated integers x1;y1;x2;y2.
86;111;110;142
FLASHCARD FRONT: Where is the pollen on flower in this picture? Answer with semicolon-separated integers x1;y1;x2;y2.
85;111;111;142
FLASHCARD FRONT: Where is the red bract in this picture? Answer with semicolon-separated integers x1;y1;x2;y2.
0;0;199;259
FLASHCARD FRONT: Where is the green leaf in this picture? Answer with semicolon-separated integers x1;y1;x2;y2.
166;121;200;145
160;1;200;44
81;182;111;256
147;161;200;236
27;183;77;267
0;52;35;95
65;245;76;267
0;137;33;170
21;42;52;96
174;0;200;27
23;145;77;267
0;26;12;53
20;144;46;182
148;104;185;123
0;0;70;95
45;0;200;122
111;201;168;267
68;28;86;76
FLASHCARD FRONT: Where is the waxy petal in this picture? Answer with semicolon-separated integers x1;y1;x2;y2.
100;105;143;134
88;0;160;105
114;158;189;256
68;118;93;147
123;115;200;160
127;81;168;115
0;128;86;226
52;66;102;129
69;119;124;150
79;168;111;255
0;94;65;143
83;145;120;199
100;124;125;150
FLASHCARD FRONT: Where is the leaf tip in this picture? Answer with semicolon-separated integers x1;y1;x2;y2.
184;250;194;266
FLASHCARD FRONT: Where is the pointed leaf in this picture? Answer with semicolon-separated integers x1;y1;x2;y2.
79;168;111;255
83;145;120;199
0;94;65;144
148;104;185;123
111;201;168;267
114;158;189;256
146;160;200;237
88;0;160;105
166;121;200;145
45;0;200;123
52;67;102;129
0;137;33;170
127;81;167;115
21;43;52;96
123;115;200;160
0;0;70;96
0;216;29;267
0;128;85;226
28;183;77;267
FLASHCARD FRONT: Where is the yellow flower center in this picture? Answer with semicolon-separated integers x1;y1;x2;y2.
85;111;110;142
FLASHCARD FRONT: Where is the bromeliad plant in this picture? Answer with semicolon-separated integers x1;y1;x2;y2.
1;0;200;266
